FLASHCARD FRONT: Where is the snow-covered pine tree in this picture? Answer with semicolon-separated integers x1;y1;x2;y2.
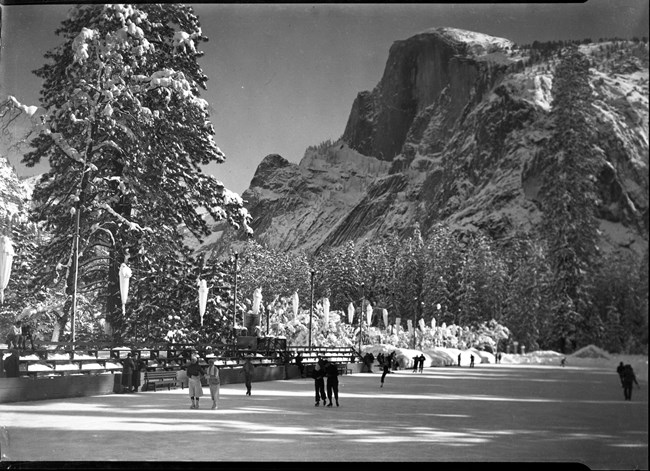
538;47;600;353
15;4;251;343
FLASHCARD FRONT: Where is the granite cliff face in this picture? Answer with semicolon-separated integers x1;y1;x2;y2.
0;157;32;224
203;28;649;258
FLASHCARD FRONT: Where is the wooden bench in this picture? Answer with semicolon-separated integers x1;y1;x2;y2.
143;370;178;391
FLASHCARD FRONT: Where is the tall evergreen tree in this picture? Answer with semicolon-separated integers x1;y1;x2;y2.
538;47;600;352
13;4;251;343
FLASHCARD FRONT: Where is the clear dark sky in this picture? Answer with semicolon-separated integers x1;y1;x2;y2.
1;2;648;195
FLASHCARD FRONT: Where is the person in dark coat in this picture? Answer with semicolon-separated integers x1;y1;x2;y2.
377;352;385;368
412;355;419;373
312;363;327;406
121;352;136;393
388;351;397;371
418;354;425;373
621;364;640;401
470;354;475;368
20;322;35;351
3;349;20;378
363;352;374;373
240;357;256;395
295;351;304;378
380;360;390;388
458;353;461;367
131;354;144;393
324;361;339;407
616;362;625;386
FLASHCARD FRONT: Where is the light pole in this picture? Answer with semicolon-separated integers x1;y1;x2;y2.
70;197;81;347
359;282;365;356
233;252;238;350
309;270;315;350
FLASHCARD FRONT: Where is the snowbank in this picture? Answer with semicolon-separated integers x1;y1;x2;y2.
360;343;647;381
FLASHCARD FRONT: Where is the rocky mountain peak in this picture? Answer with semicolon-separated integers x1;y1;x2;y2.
199;30;648;260
342;27;521;163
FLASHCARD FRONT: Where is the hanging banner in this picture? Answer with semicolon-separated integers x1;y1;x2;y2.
252;287;262;315
382;309;388;330
347;303;354;324
365;303;373;327
0;236;15;304
118;263;132;316
292;291;299;320
198;279;208;326
323;297;330;325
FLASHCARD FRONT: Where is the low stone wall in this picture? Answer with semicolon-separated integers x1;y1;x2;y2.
0;374;120;404
0;363;361;404
0;364;306;403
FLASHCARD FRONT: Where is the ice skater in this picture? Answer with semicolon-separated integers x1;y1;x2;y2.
312;363;327;406
187;355;205;409
325;360;339;407
207;358;221;409
240;357;255;395
621;364;640;401
380;360;390;387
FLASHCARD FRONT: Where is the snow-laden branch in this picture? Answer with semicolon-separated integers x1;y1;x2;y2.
6;96;85;165
100;202;153;233
91;139;124;154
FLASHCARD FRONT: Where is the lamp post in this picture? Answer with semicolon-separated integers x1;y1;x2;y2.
309;270;315;350
266;302;270;336
70;196;82;346
233;252;238;350
359;282;365;356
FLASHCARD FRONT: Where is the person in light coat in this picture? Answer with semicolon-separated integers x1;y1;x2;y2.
207;358;221;409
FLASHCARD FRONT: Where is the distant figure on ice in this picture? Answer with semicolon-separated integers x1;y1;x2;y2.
458;354;461;367
621;364;640;401
561;357;566;367
324;360;339;407
363;352;374;373
295;351;304;378
121;352;136;393
418;354;425;373
380;360;390;388
6;321;22;350
312;363;326;406
388;351;398;370
470;354;475;368
207;358;221;410
412;355;419;373
3;349;20;378
240;357;256;395
616;362;625;385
